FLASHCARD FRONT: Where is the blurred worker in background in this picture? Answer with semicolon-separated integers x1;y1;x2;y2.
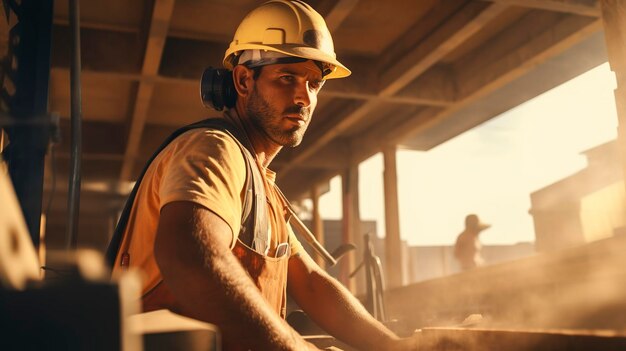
454;214;491;271
108;1;417;350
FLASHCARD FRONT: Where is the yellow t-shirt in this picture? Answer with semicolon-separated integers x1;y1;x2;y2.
112;126;303;295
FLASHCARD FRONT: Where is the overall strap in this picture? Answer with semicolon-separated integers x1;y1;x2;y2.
105;118;268;269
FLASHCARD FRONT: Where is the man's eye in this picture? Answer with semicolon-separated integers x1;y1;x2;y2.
280;75;295;83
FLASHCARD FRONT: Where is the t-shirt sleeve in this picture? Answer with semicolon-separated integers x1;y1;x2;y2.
158;129;246;249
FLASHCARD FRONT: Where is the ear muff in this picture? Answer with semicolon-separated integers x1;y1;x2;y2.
200;67;237;111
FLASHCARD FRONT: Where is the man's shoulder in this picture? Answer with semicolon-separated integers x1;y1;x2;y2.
173;126;241;151
162;126;246;168
178;125;235;141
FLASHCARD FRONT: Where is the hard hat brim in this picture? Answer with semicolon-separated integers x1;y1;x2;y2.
224;43;351;80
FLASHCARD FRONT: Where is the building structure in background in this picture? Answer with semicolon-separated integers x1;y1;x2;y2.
530;139;626;252
305;219;535;291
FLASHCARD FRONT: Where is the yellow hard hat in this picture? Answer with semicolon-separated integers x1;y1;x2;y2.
223;0;351;79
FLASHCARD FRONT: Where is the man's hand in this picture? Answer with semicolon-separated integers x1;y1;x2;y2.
387;331;422;351
287;249;409;351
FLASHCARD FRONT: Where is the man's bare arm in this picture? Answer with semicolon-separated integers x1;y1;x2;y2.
154;201;319;350
287;250;418;351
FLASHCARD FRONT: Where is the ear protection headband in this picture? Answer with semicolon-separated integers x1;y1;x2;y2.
200;67;237;111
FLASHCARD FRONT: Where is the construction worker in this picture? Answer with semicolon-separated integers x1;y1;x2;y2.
109;1;418;350
454;214;491;271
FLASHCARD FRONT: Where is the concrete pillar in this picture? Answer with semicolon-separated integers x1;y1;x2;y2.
600;0;626;197
341;167;359;293
383;145;403;288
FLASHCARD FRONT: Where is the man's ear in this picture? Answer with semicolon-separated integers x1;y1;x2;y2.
232;65;254;97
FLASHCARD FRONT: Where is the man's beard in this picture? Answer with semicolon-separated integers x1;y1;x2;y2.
246;86;310;147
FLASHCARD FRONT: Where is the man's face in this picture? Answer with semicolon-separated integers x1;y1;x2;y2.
245;60;324;147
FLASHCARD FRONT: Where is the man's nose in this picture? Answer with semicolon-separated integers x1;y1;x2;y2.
294;82;313;107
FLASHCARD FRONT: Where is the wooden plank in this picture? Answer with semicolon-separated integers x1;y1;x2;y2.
364;16;602;157
56;152;124;161
376;0;466;71
120;83;155;179
350;106;441;170
51;25;144;73
279;168;338;200
53;18;139;34
119;0;176;180
49;67;452;107
50;68;145;83
324;0;359;32
486;0;600;17
383;145;403;288
380;2;508;96
322;64;456;106
273;140;350;170
455;9;565;86
278;2;507;176
393;66;457;106
321;90;453;107
350;16;599;168
56;119;126;155
457;15;599;98
417;328;626;351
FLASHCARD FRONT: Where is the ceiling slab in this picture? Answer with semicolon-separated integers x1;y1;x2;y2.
27;0;613;229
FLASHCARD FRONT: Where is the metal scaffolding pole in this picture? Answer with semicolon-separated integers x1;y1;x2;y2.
65;0;82;249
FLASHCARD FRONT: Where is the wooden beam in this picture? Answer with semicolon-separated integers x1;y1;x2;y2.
379;2;508;96
120;83;155;180
54;119;126;158
393;65;457;106
321;90;453;107
158;37;226;78
53;18;139;34
51;25;144;73
278;168;338;200
368;16;603;155
457;14;599;99
599;0;626;210
53;17;231;43
345;15;601;188
322;63;456;106
383;145;403;289
352;106;440;159
120;0;176;180
56;152;123;161
49;66;452;108
50;67;145;83
324;0;359;32
278;1;508;176
486;0;600;17
273;139;349;170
